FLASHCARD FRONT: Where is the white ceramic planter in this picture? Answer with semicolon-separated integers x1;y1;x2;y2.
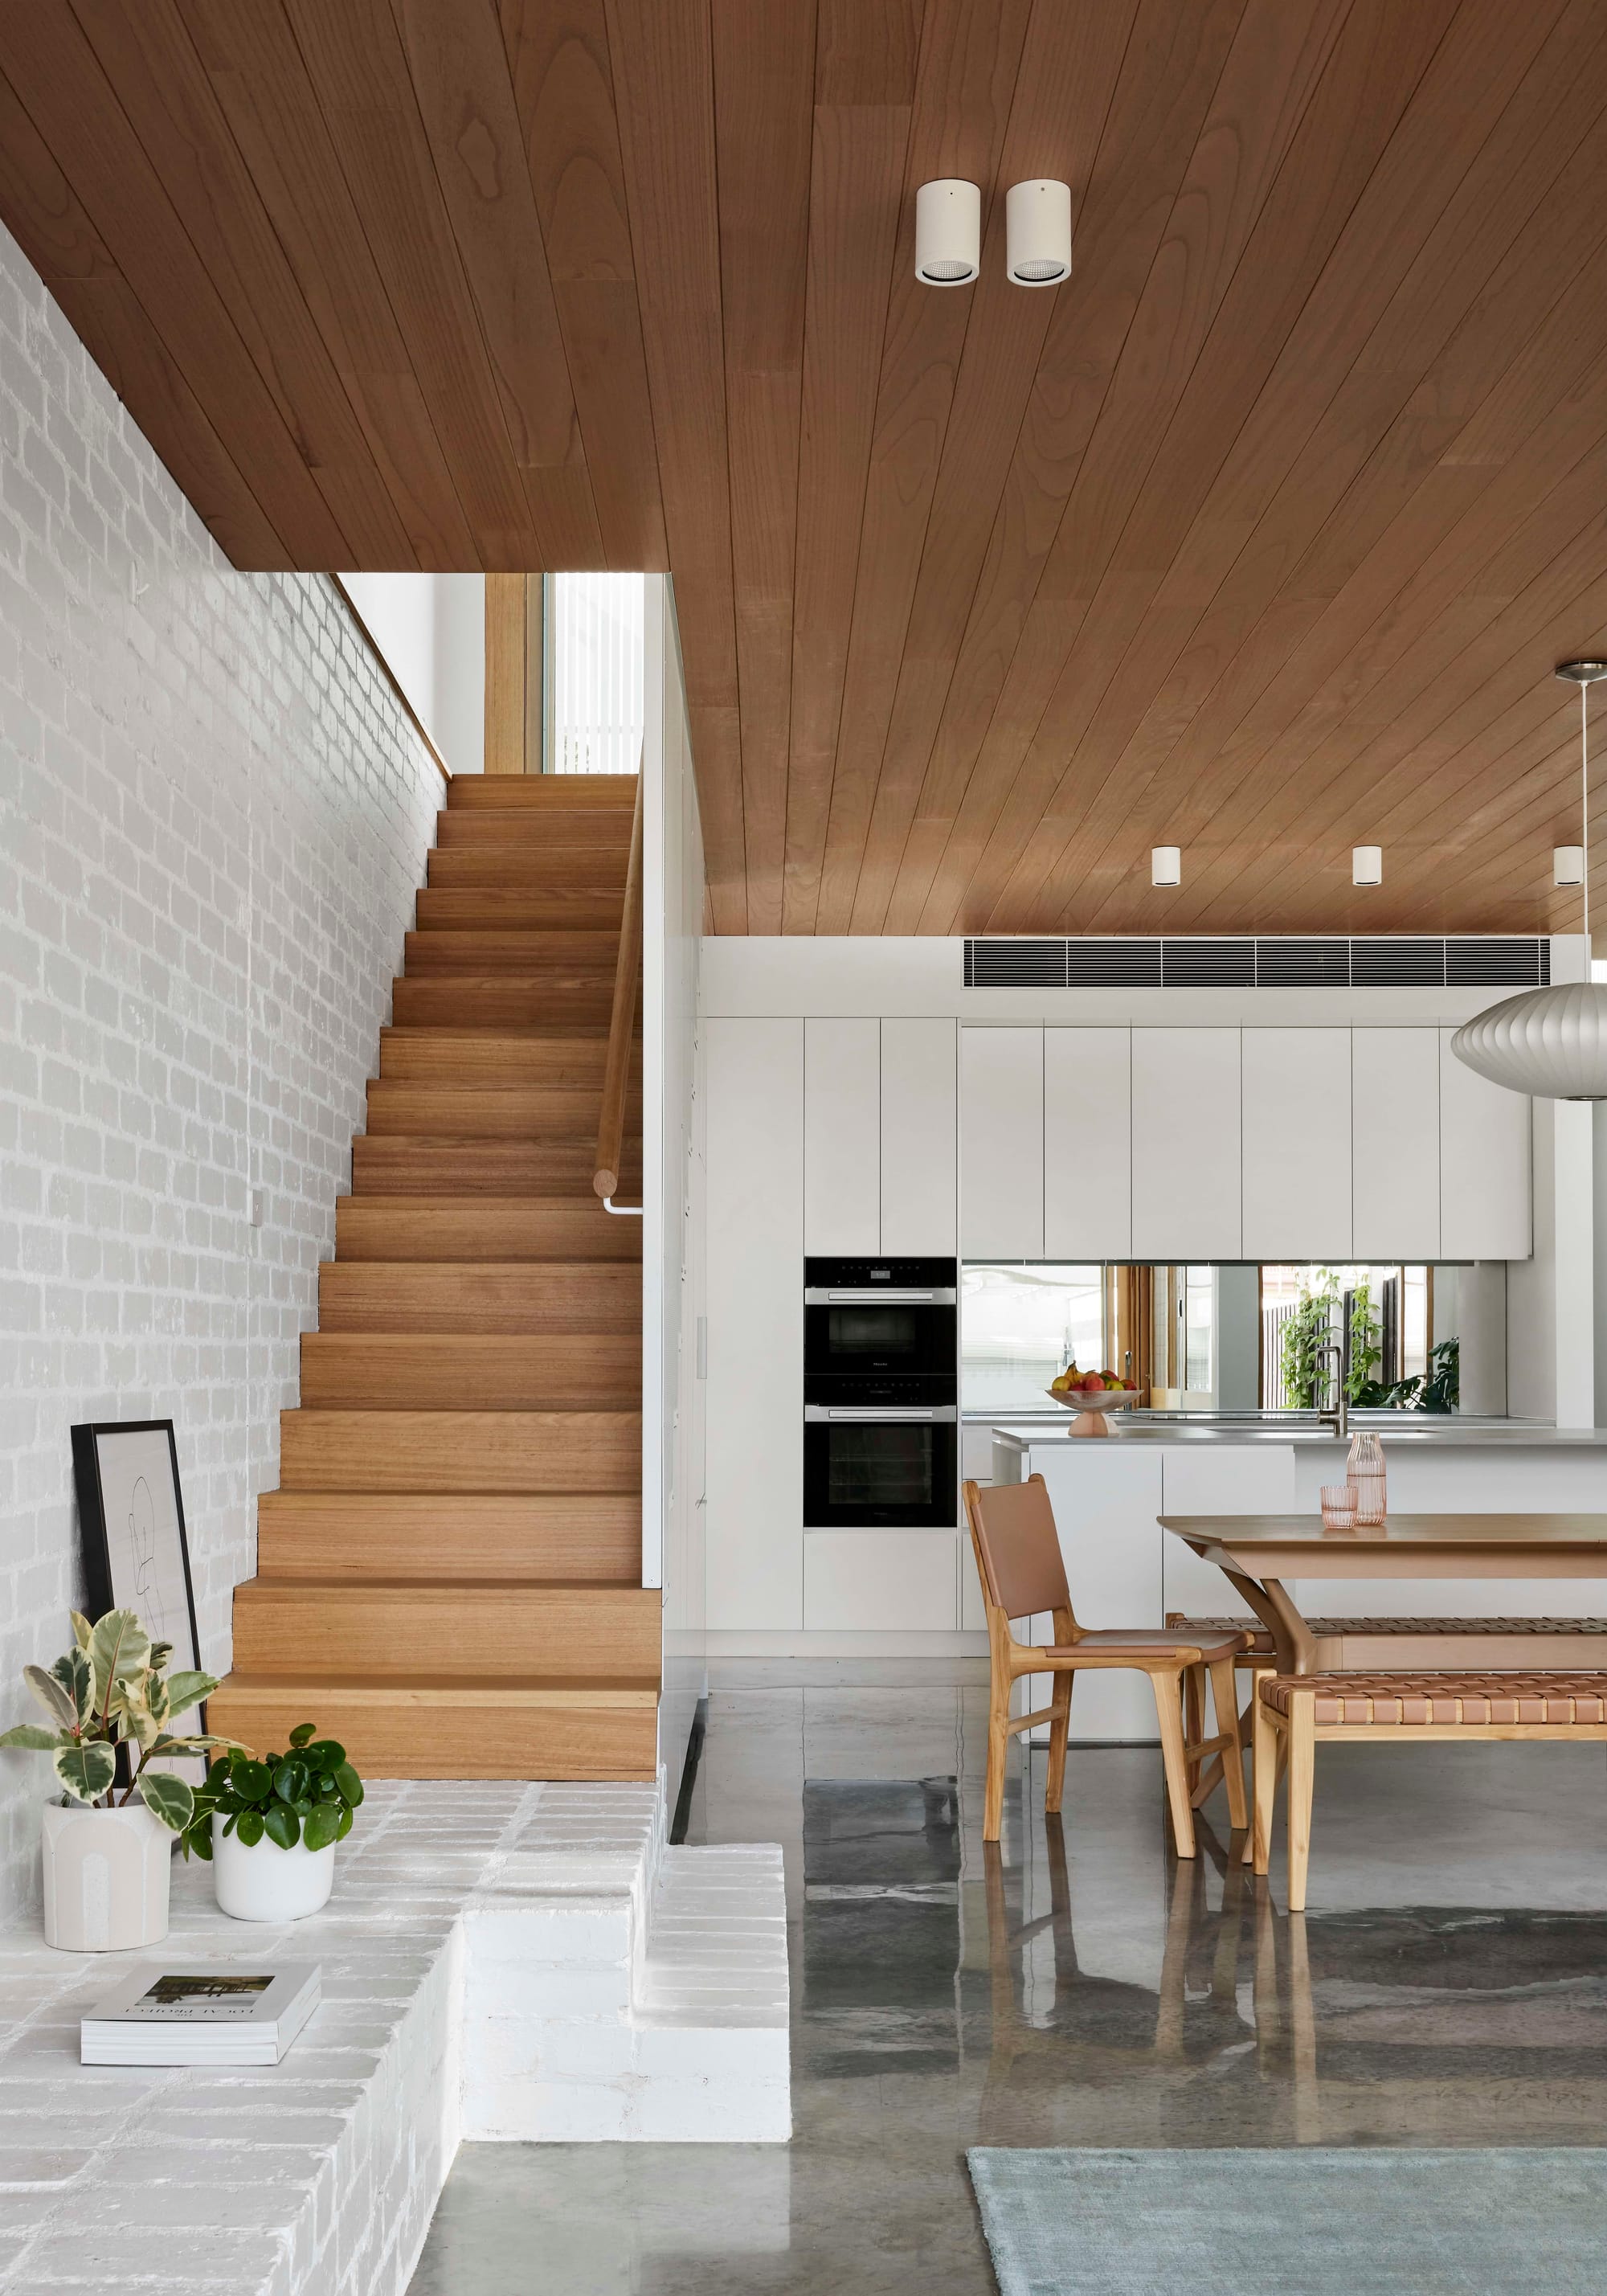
42;1799;171;1952
213;1817;336;1922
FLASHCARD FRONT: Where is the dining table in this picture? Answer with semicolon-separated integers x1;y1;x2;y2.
1157;1512;1607;1676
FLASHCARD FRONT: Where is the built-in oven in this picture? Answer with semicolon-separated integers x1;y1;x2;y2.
804;1258;957;1403
803;1405;959;1529
804;1258;959;1527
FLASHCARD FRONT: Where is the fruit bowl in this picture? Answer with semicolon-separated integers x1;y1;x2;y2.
1045;1383;1140;1410
1045;1382;1141;1435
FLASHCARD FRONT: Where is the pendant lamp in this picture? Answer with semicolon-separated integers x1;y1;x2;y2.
1451;661;1607;1099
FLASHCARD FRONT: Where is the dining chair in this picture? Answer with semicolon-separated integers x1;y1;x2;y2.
963;1475;1251;1852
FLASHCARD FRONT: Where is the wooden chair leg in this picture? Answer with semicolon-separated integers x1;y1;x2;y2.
1183;1665;1204;1785
983;1661;1011;1844
1286;1695;1316;1913
1208;1655;1249;1832
1252;1681;1278;1877
1045;1666;1073;1815
1150;1670;1196;1860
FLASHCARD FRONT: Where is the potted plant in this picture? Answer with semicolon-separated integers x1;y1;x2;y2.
0;1609;230;1950
182;1725;363;1922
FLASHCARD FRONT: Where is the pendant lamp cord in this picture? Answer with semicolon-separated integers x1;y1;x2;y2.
1584;679;1592;956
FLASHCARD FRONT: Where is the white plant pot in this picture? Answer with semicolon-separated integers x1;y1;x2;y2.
212;1817;336;1922
42;1799;171;1952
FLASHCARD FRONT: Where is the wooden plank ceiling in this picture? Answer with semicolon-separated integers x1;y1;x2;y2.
2;0;1607;937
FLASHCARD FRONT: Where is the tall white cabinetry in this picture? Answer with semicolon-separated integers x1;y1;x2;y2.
1352;1028;1441;1259
1131;1029;1242;1260
1439;1028;1531;1259
1241;1029;1351;1261
882;1019;958;1253
705;1018;804;1632
960;1027;1044;1256
1044;1029;1132;1258
803;1019;880;1254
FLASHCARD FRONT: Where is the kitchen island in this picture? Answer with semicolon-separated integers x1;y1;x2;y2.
988;1418;1607;1741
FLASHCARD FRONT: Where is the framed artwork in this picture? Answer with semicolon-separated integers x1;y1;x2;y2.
71;1420;202;1679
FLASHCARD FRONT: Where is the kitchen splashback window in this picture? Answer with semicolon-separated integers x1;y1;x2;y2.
962;1264;1106;1414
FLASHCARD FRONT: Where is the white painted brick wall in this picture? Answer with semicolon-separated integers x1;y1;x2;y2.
0;218;442;1926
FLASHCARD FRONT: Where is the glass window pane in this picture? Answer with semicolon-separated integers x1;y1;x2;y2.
547;572;644;773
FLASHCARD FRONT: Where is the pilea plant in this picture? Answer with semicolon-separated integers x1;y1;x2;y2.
0;1608;234;1833
181;1723;363;1860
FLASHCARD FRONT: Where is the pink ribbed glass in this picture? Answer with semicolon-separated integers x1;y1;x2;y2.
1347;1430;1387;1525
1319;1484;1356;1529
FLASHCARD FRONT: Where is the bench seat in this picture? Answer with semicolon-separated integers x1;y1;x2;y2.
1253;1667;1607;1911
1259;1671;1607;1725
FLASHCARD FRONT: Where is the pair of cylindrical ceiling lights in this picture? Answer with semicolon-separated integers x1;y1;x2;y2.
915;178;1072;287
1149;847;1384;888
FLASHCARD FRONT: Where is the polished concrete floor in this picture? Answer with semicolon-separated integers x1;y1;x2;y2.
409;1662;1607;2294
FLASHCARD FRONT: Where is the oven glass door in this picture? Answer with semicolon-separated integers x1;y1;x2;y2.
804;1414;958;1529
804;1301;957;1382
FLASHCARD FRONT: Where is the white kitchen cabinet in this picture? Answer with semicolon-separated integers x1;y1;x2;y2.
804;1529;959;1631
1159;1443;1295;1623
961;1027;1044;1257
1044;1028;1132;1258
804;1018;881;1254
1438;1029;1531;1259
1032;1444;1165;1741
1131;1029;1242;1259
1241;1029;1351;1261
704;1018;804;1631
1351;1027;1441;1259
881;1017;958;1254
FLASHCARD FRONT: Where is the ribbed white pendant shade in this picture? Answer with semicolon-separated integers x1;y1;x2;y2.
1451;981;1607;1100
1452;658;1607;1099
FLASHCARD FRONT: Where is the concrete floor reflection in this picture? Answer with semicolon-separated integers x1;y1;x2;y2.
409;1668;1607;2294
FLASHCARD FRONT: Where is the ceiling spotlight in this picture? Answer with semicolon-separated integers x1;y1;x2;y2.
1352;845;1383;886
914;180;979;285
1005;180;1072;286
1151;845;1180;888
1556;845;1586;886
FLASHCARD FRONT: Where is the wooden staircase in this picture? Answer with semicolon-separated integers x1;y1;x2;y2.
208;774;658;1780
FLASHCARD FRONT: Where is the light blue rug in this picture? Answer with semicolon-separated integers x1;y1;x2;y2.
967;2148;1607;2294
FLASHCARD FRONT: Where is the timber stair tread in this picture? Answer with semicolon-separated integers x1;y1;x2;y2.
317;1260;640;1332
299;1332;638;1409
256;1492;641;1582
363;1082;642;1136
402;929;619;975
434;811;633;849
415;888;622;929
391;978;616;1026
446;773;636;808
333;1199;641;1261
351;1138;639;1195
426;849;629;888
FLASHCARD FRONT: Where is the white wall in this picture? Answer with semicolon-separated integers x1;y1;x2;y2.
644;580;707;1803
339;571;485;774
0;223;441;1922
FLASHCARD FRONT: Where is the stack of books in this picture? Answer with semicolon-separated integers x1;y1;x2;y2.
80;1963;321;2065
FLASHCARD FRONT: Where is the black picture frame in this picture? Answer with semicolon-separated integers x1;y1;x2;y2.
71;1419;202;1681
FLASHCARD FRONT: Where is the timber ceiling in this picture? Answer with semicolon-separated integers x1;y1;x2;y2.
2;1;1607;938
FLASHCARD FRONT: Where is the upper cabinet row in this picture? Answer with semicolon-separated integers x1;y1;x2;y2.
961;1025;1531;1263
804;1018;957;1254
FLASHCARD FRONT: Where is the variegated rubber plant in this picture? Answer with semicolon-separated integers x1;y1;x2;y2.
0;1608;243;1834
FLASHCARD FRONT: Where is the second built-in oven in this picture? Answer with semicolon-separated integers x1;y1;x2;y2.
804;1257;958;1529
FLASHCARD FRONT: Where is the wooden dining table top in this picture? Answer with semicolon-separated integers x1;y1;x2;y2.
1159;1512;1607;1577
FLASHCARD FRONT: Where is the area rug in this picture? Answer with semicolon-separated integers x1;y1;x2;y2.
967;2147;1607;2295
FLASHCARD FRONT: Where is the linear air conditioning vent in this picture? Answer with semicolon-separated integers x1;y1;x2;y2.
1063;939;1161;986
1162;939;1255;987
962;936;1549;990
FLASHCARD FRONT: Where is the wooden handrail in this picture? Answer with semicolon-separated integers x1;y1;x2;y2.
593;763;645;1206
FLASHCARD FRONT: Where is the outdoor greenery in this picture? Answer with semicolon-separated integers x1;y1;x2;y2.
1278;1271;1339;1407
0;1608;235;1834
182;1721;363;1860
1354;1335;1460;1414
1344;1279;1382;1402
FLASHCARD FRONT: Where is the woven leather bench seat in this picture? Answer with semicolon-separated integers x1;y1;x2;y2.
1259;1672;1607;1726
1167;1613;1607;1651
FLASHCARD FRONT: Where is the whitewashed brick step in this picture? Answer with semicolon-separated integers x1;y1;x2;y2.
0;1779;790;2296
